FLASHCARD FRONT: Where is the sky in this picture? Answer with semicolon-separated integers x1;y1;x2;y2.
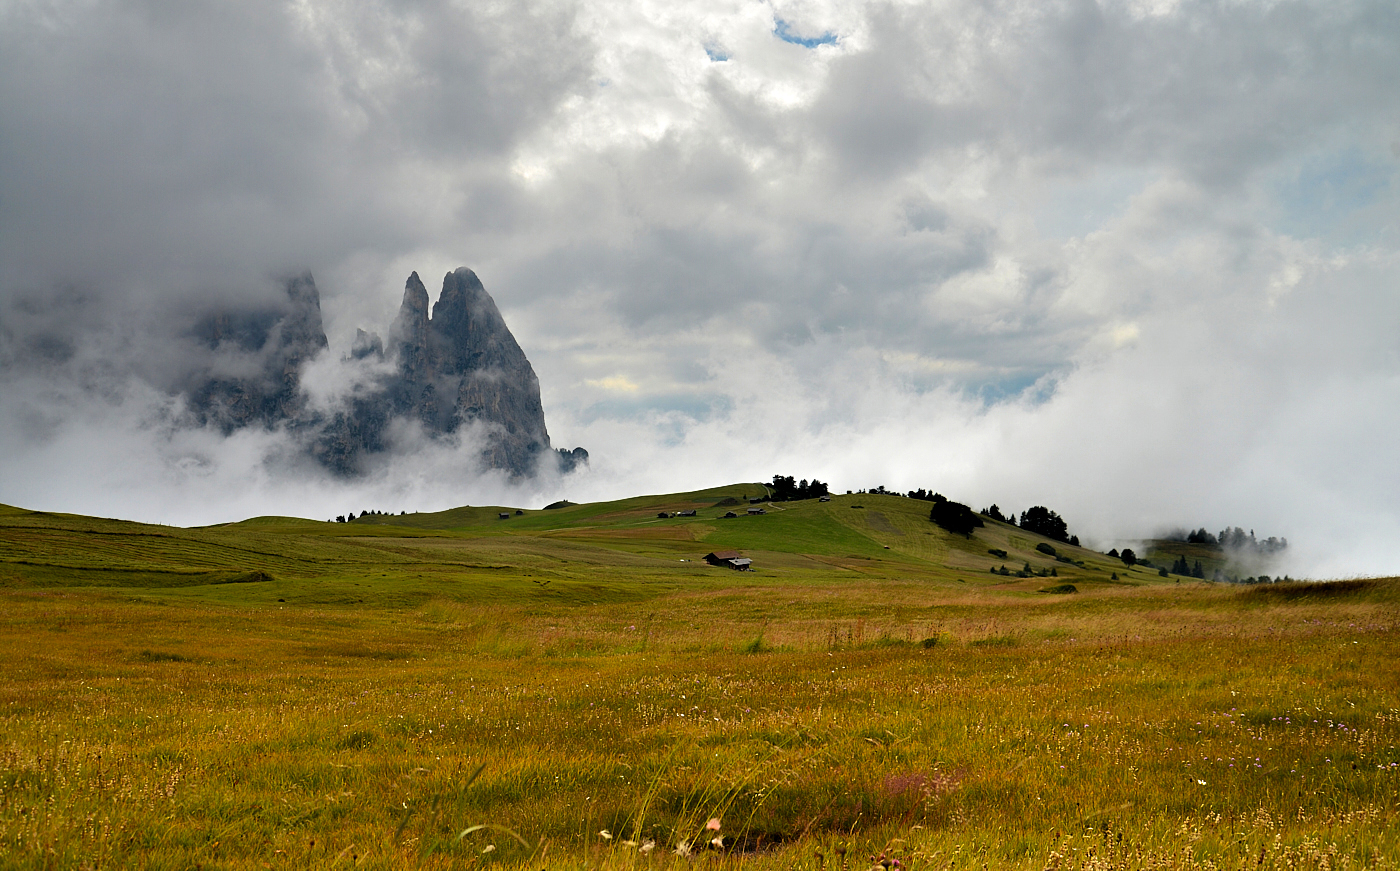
1;0;1398;577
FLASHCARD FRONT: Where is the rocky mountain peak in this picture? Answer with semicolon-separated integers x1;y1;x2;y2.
313;267;585;479
184;272;330;433
174;266;583;479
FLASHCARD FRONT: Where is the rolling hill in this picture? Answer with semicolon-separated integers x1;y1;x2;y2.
1;484;1170;605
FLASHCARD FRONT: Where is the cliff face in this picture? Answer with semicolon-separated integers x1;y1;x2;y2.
185;271;330;433
304;267;582;478
427;267;552;475
182;267;581;478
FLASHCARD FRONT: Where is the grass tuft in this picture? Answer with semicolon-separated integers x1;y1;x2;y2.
136;649;190;662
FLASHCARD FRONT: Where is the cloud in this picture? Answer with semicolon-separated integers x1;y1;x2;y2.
2;0;1398;577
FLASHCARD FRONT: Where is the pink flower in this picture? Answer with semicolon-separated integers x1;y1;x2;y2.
705;818;722;831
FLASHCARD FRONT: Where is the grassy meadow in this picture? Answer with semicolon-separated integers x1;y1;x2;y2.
1;487;1397;870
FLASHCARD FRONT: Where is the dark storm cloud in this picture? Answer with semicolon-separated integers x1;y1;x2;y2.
0;0;589;299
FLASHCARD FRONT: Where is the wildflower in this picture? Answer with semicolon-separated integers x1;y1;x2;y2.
1197;779;1206;785
640;840;656;853
599;830;613;840
712;836;726;849
706;818;722;831
481;844;496;854
675;840;692;856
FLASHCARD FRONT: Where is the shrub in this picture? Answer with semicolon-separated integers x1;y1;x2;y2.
988;548;1008;559
739;633;769;654
1035;543;1057;557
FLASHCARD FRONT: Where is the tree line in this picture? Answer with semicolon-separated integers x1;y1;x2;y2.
1182;526;1287;554
978;504;1080;546
333;509;407;523
769;476;830;501
778;477;1094;549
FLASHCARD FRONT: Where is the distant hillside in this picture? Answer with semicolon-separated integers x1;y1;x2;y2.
0;485;1207;605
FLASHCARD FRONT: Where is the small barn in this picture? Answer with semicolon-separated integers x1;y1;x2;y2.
704;550;742;567
498;513;510;520
746;506;766;515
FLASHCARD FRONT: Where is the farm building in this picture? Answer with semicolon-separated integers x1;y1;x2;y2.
746;506;766;515
704;550;752;570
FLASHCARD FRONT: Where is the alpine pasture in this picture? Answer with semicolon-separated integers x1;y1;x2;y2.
1;487;1396;870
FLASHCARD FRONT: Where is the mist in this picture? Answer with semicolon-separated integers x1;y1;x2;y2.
2;0;1398;579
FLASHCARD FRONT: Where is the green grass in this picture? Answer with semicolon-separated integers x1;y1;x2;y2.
1;488;1399;869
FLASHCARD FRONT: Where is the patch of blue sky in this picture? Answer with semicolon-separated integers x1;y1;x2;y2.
968;371;1056;407
1030;168;1153;240
773;18;838;48
1272;146;1395;241
704;44;730;62
578;393;734;428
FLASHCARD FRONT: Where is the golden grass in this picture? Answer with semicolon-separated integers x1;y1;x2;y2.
1;577;1398;870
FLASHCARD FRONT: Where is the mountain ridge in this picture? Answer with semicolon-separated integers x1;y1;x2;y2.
183;268;585;478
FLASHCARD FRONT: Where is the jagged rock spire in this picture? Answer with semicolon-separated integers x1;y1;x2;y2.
186;266;584;479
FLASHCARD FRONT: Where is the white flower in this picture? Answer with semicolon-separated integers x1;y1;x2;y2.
1197;779;1207;785
481;844;495;854
640;840;656;853
711;836;726;849
599;830;613;840
675;840;692;856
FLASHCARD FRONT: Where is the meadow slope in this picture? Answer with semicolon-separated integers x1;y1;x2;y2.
1;487;1397;870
